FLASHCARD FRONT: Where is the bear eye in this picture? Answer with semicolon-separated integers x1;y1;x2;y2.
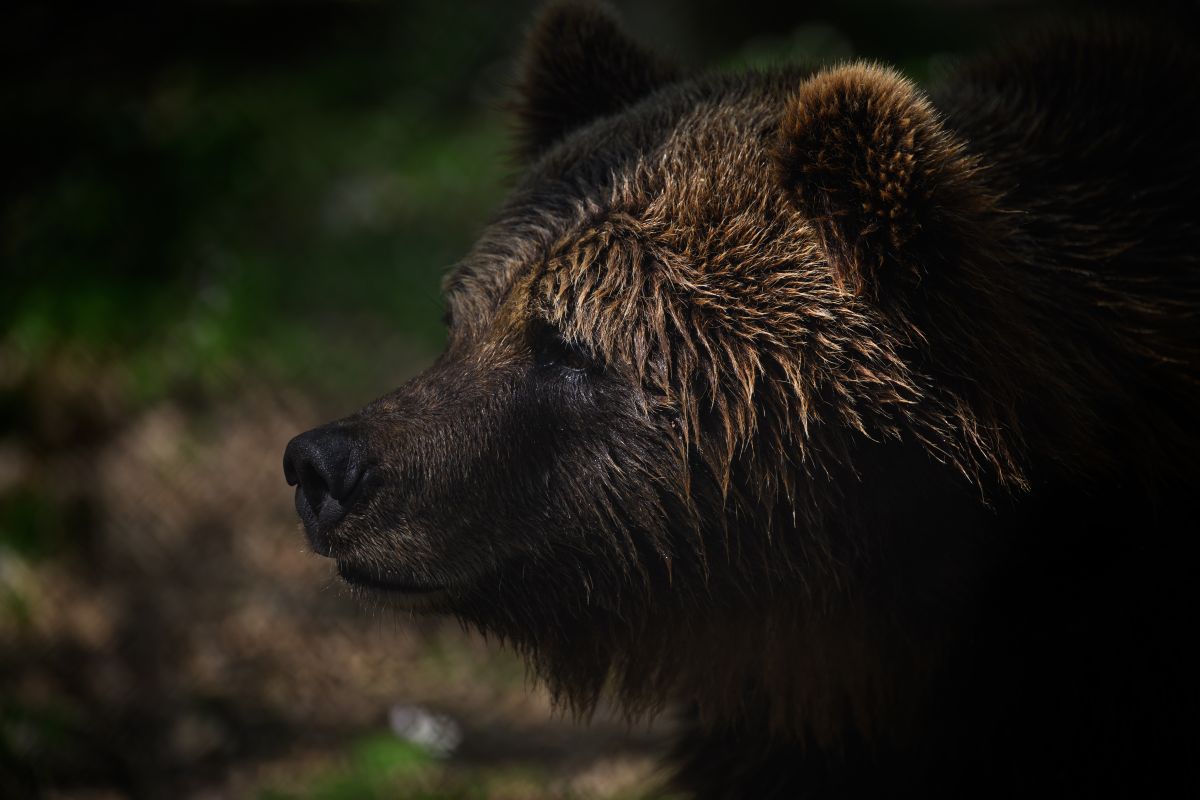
534;324;593;373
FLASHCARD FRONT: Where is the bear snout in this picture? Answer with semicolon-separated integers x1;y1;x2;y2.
283;424;368;555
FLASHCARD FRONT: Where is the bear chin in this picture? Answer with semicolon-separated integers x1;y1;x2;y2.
335;560;453;609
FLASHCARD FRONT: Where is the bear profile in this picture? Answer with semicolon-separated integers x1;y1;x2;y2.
284;3;1200;796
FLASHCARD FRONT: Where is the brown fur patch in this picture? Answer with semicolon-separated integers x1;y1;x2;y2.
775;64;985;299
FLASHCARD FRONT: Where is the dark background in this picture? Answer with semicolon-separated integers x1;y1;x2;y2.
2;1;1194;797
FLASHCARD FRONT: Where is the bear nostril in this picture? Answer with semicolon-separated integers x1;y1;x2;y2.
282;426;365;547
298;461;333;516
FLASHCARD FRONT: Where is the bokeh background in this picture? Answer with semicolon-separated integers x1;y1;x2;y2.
2;1;1193;797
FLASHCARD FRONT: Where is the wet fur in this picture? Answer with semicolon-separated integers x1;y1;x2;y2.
315;5;1200;797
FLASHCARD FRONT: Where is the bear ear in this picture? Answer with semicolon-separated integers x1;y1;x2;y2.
513;1;677;160
775;63;987;301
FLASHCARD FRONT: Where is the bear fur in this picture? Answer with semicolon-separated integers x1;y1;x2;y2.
286;3;1200;796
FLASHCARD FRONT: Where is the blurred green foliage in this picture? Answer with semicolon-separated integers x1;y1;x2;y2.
2;3;545;407
0;488;66;559
254;733;643;800
258;736;443;800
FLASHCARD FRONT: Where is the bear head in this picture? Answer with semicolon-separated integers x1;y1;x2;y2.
284;1;1049;737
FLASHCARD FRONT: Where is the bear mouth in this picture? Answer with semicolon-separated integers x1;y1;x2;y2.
336;561;450;607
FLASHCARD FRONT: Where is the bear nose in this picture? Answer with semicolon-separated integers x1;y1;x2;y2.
283;425;365;555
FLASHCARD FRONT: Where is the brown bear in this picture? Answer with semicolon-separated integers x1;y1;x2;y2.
284;3;1200;796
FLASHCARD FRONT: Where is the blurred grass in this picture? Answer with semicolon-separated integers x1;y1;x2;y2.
256;734;548;800
257;736;445;800
255;732;670;800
